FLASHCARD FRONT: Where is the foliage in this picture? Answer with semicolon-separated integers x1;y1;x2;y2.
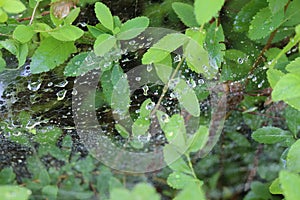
0;0;300;200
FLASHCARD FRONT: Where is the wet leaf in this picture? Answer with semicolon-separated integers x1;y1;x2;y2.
115;124;130;138
34;127;62;145
287;139;300;173
132;117;150;137
194;0;224;25
49;25;84;41
172;2;198;27
267;0;288;14
167;171;197;189
0;185;31;200
13;25;35;43
117;17;149;40
248;7;283;40
283;0;300;27
93;34;116;56
206;22;225;69
31;37;76;74
279;171;300;200
252;126;292;144
174;79;200;117
272;73;300;111
95;2;114;31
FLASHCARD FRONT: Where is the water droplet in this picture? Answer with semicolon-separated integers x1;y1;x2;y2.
161;114;169;123
28;80;42;91
237;58;244;64
146;65;153;72
186;78;196;88
56;90;67;100
142;85;149;96
137;133;151;143
135;77;141;82
55;80;68;87
173;55;181;63
198;79;205;84
47;82;53;87
146;101;155;110
129;40;136;45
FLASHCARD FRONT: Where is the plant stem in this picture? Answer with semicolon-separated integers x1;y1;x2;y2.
186;153;197;179
29;1;40;25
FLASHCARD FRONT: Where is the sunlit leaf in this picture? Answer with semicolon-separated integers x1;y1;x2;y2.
267;68;285;88
95;2;114;31
172;2;198;27
13;25;35;43
2;0;26;13
49;25;84;41
117;17;149;40
279;171;300;200
287;139;300;173
31;37;76;74
286;57;300;74
0;185;31;200
269;178;282;194
194;0;224;25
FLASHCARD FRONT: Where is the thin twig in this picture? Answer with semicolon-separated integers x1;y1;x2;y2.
29;1;40;25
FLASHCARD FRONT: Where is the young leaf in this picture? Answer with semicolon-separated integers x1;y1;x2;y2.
115;124;130;138
248;7;283;40
49;25;84;41
286;57;300;74
279;171;300;200
13;25;35;43
117;17;149;40
272;73;300;111
205;22;225;69
194;0;224;25
172;2;198;27
269;178;282;194
167;171;197;189
31;37;76;74
64;7;80;24
1;0;26;13
93;34;117;56
173;182;206;200
287;139;300;173
251;126;292;144
154;55;173;84
95;2;114;31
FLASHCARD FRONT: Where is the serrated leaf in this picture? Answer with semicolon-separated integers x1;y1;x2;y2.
34;127;62;145
251;126;292;144
267;68;285;88
117;17;149;40
185;28;206;46
31;37;76;74
95;2;114;31
206;22;225;69
233;0;268;32
64;7;80;24
194;0;224;25
279;171;300;200
283;0;300;27
172;2;198;27
285;106;300;136
13;25;35;43
267;0;288;14
287;139;300;173
167;172;197;189
93;34;116;56
272;73;300;110
142;33;188;64
49;25;84;41
0;185;31;200
173;182;206;200
2;0;26;13
174;79;200;117
248;7;283;40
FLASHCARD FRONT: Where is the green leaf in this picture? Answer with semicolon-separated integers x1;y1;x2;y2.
167;172;197;189
174;79;200;117
16;43;28;67
2;0;26;13
131;183;160;200
64;52;96;76
194;0;224;25
287;139;300;173
185;28;206;46
117;17;149;40
39;169;50;186
267;0;288;14
34;127;62;145
42;185;58;199
0;9;8;22
233;0;268;32
0;185;31;200
142;33;188;64
251;126;292;144
64;7;80;24
269;178;282;194
95;2;114;31
248;7;283;40
110;188;131;200
0;167;16;184
115;124;130;138
279;171;300;200
13;25;35;43
132;118;150;137
154;56;173;84
31;37;76;74
139;99;154;118
88;25;105;38
205;22;225;69
172;2;199;27
272;73;300;110
94;34;117;56
173;182;206;200
267;68;285;88
286;57;300;74
188;126;209;152
227;131;251;147
285;106;300;136
49;25;84;41
283;0;300;27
